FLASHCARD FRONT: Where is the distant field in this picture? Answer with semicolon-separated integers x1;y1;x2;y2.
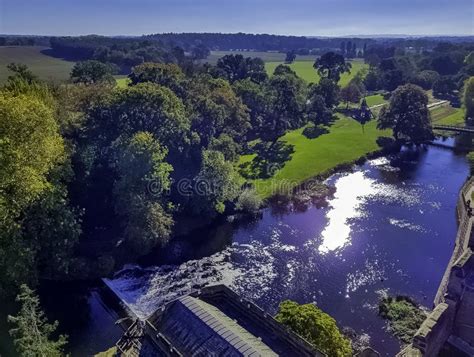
206;51;316;64
0;46;74;83
265;60;368;86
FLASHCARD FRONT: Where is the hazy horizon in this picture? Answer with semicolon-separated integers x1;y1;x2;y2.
1;0;472;37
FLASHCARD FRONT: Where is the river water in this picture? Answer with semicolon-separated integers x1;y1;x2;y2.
0;139;468;356
102;138;468;356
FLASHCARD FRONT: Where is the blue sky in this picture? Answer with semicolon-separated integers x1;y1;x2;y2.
0;0;472;36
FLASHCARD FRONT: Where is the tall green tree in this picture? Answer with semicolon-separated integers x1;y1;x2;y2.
70;60;116;85
314;52;351;82
340;83;361;109
89;83;189;152
216;54;267;83
113;132;174;253
128;62;184;90
378;84;433;143
192;149;240;216
8;285;68;357
275;300;352;357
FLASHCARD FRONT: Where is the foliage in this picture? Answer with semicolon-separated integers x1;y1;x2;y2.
379;296;426;343
193;150;240;216
275;300;352;357
314;52;351;82
340;83;362;108
378;84;433;143
285;50;297;64
128;62;184;90
216;54;267;83
113;132;173;253
310;77;340;109
8;285;68;356
70;60;116;85
235;187;263;214
463;76;474;121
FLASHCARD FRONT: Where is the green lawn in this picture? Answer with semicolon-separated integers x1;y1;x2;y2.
265;60;368;86
239;115;390;198
431;106;465;126
115;75;130;88
0;46;74;83
365;94;386;107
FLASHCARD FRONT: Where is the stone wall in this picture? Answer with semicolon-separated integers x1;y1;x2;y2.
398;177;474;356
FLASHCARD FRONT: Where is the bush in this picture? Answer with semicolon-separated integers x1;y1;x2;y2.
275;300;352;357
379;296;426;343
235;188;263;214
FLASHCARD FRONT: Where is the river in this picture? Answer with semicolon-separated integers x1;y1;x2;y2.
0;138;469;356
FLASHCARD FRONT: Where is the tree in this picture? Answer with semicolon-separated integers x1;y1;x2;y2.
188;77;250;146
8;285;68;356
216;54;267;83
6;63;38;84
463;76;474;121
411;70;440;90
262;70;307;142
232;78;272;139
378;84;433;143
314;52;351;82
364;68;382;91
70;60;116;85
113;132;174;253
193;149;240;216
432;76;457;99
90;83;189;151
285;50;297;64
310;77;340;109
340;83;362;108
275;300;352;357
191;44;210;60
128;62;184;89
307;93;333;126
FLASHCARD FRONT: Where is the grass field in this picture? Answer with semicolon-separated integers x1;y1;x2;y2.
265;60;368;86
115;75;130;88
0;46;74;83
206;51;315;64
431;106;465;126
365;94;386;107
239;115;390;198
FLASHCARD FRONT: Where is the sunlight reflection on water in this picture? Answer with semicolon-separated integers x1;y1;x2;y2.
319;171;378;253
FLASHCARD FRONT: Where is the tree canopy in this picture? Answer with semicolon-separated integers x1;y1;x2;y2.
8;285;68;356
275;300;352;357
378;84;433;143
314;52;351;82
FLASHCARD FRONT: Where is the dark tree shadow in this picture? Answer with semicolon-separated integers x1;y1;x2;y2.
302;125;329;139
239;141;294;179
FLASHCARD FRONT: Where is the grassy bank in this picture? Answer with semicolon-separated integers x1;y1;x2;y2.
114;75;130;88
239;115;390;198
0;46;74;83
265;60;368;86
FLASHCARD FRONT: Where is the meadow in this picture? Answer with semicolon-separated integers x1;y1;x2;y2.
206;50;315;64
239;115;390;198
265;59;368;86
0;46;74;83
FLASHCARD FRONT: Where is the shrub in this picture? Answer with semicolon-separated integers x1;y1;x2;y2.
235;188;263;214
